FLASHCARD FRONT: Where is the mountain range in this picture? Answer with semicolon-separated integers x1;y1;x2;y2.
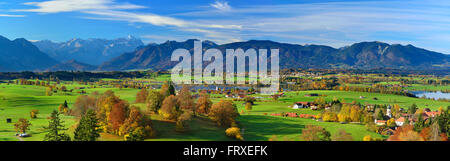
98;39;450;71
33;35;144;65
0;35;449;72
0;36;58;72
46;59;97;72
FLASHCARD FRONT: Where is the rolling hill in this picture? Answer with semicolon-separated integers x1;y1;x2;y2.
46;59;97;72
0;36;58;72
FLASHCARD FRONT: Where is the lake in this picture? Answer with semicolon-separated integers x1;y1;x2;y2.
411;91;450;100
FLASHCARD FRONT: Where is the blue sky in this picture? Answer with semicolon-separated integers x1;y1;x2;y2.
0;0;450;54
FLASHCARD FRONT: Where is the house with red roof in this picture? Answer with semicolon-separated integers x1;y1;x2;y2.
375;119;387;125
395;117;406;126
424;111;441;117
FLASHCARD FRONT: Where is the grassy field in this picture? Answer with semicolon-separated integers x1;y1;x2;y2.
0;84;140;141
237;115;384;141
212;90;448;141
0;83;234;141
0;81;447;141
278;90;449;110
0;84;76;141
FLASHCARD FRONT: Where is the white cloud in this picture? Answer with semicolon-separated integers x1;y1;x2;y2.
12;0;450;53
0;14;25;17
210;1;231;11
16;0;240;30
83;10;187;27
173;0;450;53
16;0;145;13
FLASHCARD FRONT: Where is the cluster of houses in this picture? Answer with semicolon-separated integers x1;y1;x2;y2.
292;101;333;110
374;106;442;127
225;93;248;99
394;109;441;126
290;100;443;129
292;102;318;109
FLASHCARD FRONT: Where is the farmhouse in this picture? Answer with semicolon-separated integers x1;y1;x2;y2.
293;102;312;109
424;111;441;117
395;117;406;126
374;119;387;126
310;105;319;110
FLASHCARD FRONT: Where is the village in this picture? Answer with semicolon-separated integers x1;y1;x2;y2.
1;70;448;141
262;91;447;140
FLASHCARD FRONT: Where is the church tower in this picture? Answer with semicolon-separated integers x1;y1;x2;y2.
387;105;392;118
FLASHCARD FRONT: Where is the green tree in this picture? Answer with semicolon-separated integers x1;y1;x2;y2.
408;103;418;114
146;90;164;113
160;81;175;97
404;116;410;126
168;83;175;96
375;108;385;120
125;127;145;141
362;112;374;124
434;109;449;136
63;100;68;108
44;110;71;141
74;109;102;141
414;114;426;132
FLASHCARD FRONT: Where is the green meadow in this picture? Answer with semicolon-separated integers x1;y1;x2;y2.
0;80;448;141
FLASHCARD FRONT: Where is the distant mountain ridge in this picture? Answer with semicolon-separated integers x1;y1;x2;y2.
0;35;449;72
33;35;144;65
46;59;97;72
0;35;58;72
98;39;218;71
98;39;450;71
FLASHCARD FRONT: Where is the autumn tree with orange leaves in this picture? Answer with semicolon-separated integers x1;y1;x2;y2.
108;100;129;134
209;100;239;127
388;125;424;141
177;85;196;112
196;93;212;114
160;95;181;120
135;88;148;103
